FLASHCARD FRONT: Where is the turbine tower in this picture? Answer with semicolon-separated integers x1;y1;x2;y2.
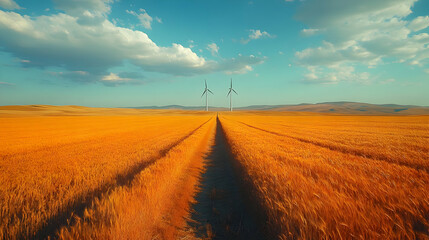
227;78;238;111
201;79;213;111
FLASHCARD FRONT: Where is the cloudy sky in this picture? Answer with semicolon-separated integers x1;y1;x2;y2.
0;0;428;107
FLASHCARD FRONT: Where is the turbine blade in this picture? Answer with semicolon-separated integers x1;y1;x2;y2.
201;89;207;98
230;78;232;88
207;89;213;94
205;79;207;88
227;89;232;97
232;89;238;95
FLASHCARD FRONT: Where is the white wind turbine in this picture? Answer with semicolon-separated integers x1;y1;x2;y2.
201;79;213;111
227;78;238;111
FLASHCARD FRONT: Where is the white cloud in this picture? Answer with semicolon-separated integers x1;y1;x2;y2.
296;41;377;67
126;9;162;29
101;72;131;82
0;0;20;9
303;65;370;84
53;0;112;14
294;0;429;84
212;55;266;75
0;10;264;82
226;65;253;75
408;16;429;32
137;9;152;29
249;29;272;39
126;9;153;29
241;29;274;44
206;43;219;56
301;28;321;36
295;0;416;28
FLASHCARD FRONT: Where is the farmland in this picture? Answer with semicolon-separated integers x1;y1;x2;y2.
0;106;215;239
0;106;428;239
219;113;429;239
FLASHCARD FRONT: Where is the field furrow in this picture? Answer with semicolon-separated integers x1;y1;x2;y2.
0;114;213;239
219;114;429;239
223;115;429;172
57;116;217;239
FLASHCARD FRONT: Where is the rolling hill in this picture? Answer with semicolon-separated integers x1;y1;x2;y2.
131;102;429;115
1;102;429;116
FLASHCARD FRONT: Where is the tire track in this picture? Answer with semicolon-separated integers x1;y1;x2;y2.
32;117;213;240
235;120;428;173
188;117;265;240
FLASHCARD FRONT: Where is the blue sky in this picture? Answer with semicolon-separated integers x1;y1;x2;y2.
0;0;428;107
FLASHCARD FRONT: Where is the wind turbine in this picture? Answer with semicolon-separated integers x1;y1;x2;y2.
201;79;213;111
227;78;238;111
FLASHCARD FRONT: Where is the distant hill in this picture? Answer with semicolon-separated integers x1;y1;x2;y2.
131;105;229;111
0;105;210;117
130;102;429;115
239;102;429;115
1;102;428;116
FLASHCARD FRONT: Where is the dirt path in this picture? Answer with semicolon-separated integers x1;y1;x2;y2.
188;118;265;240
32;119;213;240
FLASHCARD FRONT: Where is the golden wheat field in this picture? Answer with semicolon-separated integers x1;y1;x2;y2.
0;106;428;240
219;112;429;239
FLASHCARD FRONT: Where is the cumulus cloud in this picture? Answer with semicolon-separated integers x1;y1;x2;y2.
0;8;264;83
295;0;429;83
249;29;272;39
241;29;274;44
0;0;20;9
296;41;378;67
302;65;370;84
52;0;111;25
53;0;112;15
206;43;219;56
